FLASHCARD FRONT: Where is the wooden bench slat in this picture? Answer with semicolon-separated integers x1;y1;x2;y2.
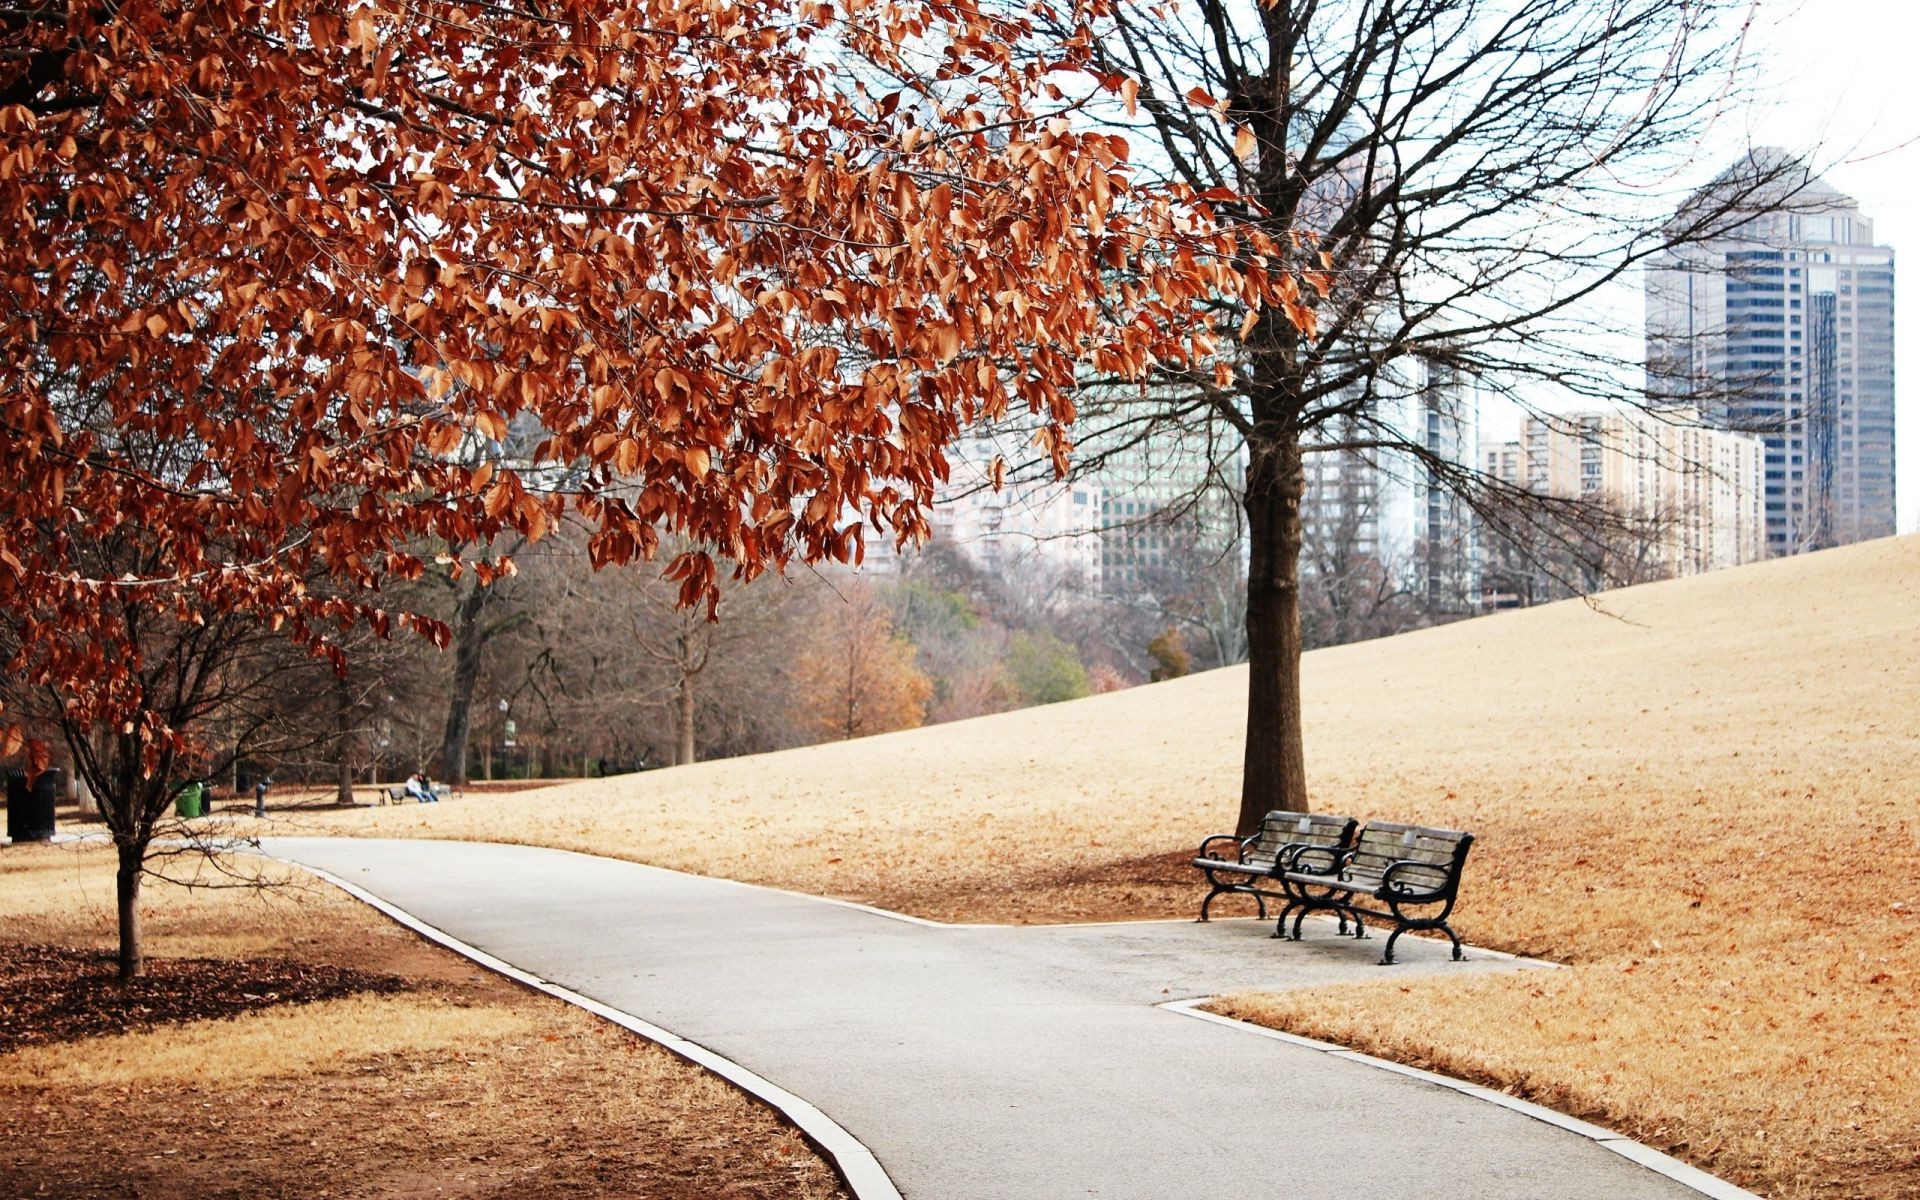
1191;857;1275;876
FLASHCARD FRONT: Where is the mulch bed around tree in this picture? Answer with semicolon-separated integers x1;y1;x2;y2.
0;944;407;1052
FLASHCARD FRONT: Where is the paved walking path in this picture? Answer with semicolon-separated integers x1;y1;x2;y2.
267;838;1736;1200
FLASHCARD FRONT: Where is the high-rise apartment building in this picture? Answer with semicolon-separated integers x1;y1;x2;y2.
1482;408;1766;582
1089;427;1241;596
908;409;1242;599
917;433;1106;589
1300;356;1481;614
1646;152;1896;554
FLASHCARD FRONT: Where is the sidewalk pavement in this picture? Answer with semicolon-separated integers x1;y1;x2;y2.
265;837;1736;1200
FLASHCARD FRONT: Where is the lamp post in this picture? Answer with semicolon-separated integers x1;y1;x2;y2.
495;697;512;780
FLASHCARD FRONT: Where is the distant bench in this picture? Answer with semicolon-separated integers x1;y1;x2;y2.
376;781;455;805
1192;812;1356;922
1193;812;1475;965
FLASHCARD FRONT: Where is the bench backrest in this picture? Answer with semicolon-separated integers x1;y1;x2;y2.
1250;812;1357;863
1348;821;1473;891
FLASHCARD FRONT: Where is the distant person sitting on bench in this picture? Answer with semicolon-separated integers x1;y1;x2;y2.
404;772;440;803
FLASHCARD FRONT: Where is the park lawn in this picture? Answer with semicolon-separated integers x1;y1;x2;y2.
303;533;1920;1199
0;843;845;1200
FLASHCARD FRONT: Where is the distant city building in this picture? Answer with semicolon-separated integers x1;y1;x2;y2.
1481;407;1766;583
911;434;1105;589
1300;356;1481;614
1646;151;1896;554
895;409;1242;599
1087;427;1241;596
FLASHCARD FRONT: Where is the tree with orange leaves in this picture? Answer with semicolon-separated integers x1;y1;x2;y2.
0;0;1315;978
793;582;932;742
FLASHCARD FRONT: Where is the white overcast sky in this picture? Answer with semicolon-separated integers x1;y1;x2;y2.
1714;0;1919;530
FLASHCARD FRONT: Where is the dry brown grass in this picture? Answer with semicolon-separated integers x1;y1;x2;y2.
0;843;845;1199
3;993;537;1088
302;534;1920;1199
0;841;362;960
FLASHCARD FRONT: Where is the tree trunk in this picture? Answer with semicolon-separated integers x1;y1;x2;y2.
437;579;489;785
115;838;144;981
333;673;356;805
1238;428;1309;834
843;635;859;740
675;672;696;766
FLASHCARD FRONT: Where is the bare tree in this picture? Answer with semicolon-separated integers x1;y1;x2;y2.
522;537;809;768
1479;490;1683;607
1003;0;1802;830
1297;460;1422;649
1111;517;1251;670
431;545;531;784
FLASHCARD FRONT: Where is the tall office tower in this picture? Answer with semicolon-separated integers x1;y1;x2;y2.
1646;151;1896;554
1088;422;1243;598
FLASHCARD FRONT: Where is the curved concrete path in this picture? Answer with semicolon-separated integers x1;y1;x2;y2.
267;838;1742;1200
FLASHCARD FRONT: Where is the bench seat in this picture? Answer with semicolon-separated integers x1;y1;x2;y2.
1187;857;1272;879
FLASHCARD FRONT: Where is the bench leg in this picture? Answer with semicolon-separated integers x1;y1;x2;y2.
1380;926;1405;965
1197;885;1224;922
1379;921;1465;966
1282;895;1364;943
1198;884;1268;923
1290;906;1313;942
1272;900;1297;939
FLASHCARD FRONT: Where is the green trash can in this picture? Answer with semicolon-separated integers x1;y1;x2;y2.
173;780;204;819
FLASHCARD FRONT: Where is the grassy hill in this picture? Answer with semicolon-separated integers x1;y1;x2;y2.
310;534;1920;1197
317;533;1917;917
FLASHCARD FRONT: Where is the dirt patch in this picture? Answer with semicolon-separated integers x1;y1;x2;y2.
0;944;407;1053
852;848;1200;925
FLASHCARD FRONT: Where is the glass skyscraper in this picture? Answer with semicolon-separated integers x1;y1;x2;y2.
1646;152;1896;554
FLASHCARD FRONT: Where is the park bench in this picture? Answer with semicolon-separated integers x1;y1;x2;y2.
376;781;453;805
1276;820;1475;965
1192;812;1358;923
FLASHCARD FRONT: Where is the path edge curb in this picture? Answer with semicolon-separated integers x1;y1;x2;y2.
282;857;904;1200
1158;1000;1761;1200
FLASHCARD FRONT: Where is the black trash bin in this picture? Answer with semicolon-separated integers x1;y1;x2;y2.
7;767;56;843
5;769;28;841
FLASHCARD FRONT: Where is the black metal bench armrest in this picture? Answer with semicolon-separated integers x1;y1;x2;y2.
1197;832;1254;863
1282;843;1348;874
1375;858;1457;902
